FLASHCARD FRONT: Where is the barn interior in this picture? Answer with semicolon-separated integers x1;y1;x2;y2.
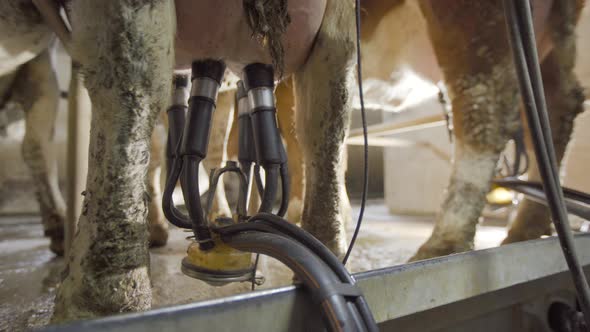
2;1;590;331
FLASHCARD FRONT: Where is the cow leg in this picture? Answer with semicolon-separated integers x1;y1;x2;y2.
275;80;304;224
146;126;168;247
292;0;355;257
13;49;65;256
201;90;233;218
503;13;585;244
52;0;174;321
410;1;521;261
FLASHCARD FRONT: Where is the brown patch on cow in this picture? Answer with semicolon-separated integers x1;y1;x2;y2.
243;0;291;76
360;0;405;40
503;199;553;244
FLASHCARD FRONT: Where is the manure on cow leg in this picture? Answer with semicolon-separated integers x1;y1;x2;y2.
243;0;291;77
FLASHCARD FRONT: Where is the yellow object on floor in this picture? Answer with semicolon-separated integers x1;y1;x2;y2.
185;238;252;273
486;186;515;206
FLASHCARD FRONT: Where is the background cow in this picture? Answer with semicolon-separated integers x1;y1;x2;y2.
1;1;66;255
221;0;587;261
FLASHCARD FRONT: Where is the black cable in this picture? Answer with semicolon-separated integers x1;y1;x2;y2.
342;0;369;266
220;213;378;331
503;0;590;326
217;214;377;331
250;252;260;291
494;179;590;221
223;231;361;331
248;213;378;332
277;162;290;217
181;157;214;248
254;164;264;197
162;155;193;229
495;178;590;206
258;165;280;213
512;128;529;176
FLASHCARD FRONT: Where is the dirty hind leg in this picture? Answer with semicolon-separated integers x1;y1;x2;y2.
147;125;168;247
503;35;585;244
15;49;66;256
411;1;521;261
293;0;356;258
52;0;175;322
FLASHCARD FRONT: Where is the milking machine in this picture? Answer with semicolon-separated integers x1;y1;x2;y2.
161;61;378;331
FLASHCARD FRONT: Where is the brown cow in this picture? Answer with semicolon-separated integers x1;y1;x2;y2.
224;0;585;262
412;0;585;260
0;1;180;255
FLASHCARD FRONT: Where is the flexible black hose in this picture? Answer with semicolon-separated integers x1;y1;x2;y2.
277;162;290;217
162;156;193;229
217;213;377;331
503;0;590;326
240;162;252;184
254;164;264;197
512;129;529;176
223;231;361;332
496;181;590;221
180;157;213;249
239;161;254;210
495;178;590;206
248;213;378;331
259;165;280;213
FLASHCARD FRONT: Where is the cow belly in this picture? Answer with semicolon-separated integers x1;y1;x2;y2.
0;1;52;77
174;0;327;77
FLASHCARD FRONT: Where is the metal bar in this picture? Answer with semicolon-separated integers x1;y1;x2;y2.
346;137;451;162
348;115;444;139
42;234;590;331
346;136;416;147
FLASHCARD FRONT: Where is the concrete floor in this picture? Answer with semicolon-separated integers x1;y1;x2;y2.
0;203;508;331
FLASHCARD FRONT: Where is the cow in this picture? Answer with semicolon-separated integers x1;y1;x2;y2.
0;1;171;255
1;1;67;255
47;0;356;321
403;0;586;261
222;0;587;261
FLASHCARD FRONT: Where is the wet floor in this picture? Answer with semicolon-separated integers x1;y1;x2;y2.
0;203;508;331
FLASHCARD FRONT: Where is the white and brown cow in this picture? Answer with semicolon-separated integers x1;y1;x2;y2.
0;0;172;255
1;1;66;255
223;0;587;262
362;0;587;261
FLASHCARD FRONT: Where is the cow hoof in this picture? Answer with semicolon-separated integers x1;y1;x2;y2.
502;225;552;245
49;237;64;256
500;234;523;245
149;223;169;247
45;227;64;256
408;243;469;262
